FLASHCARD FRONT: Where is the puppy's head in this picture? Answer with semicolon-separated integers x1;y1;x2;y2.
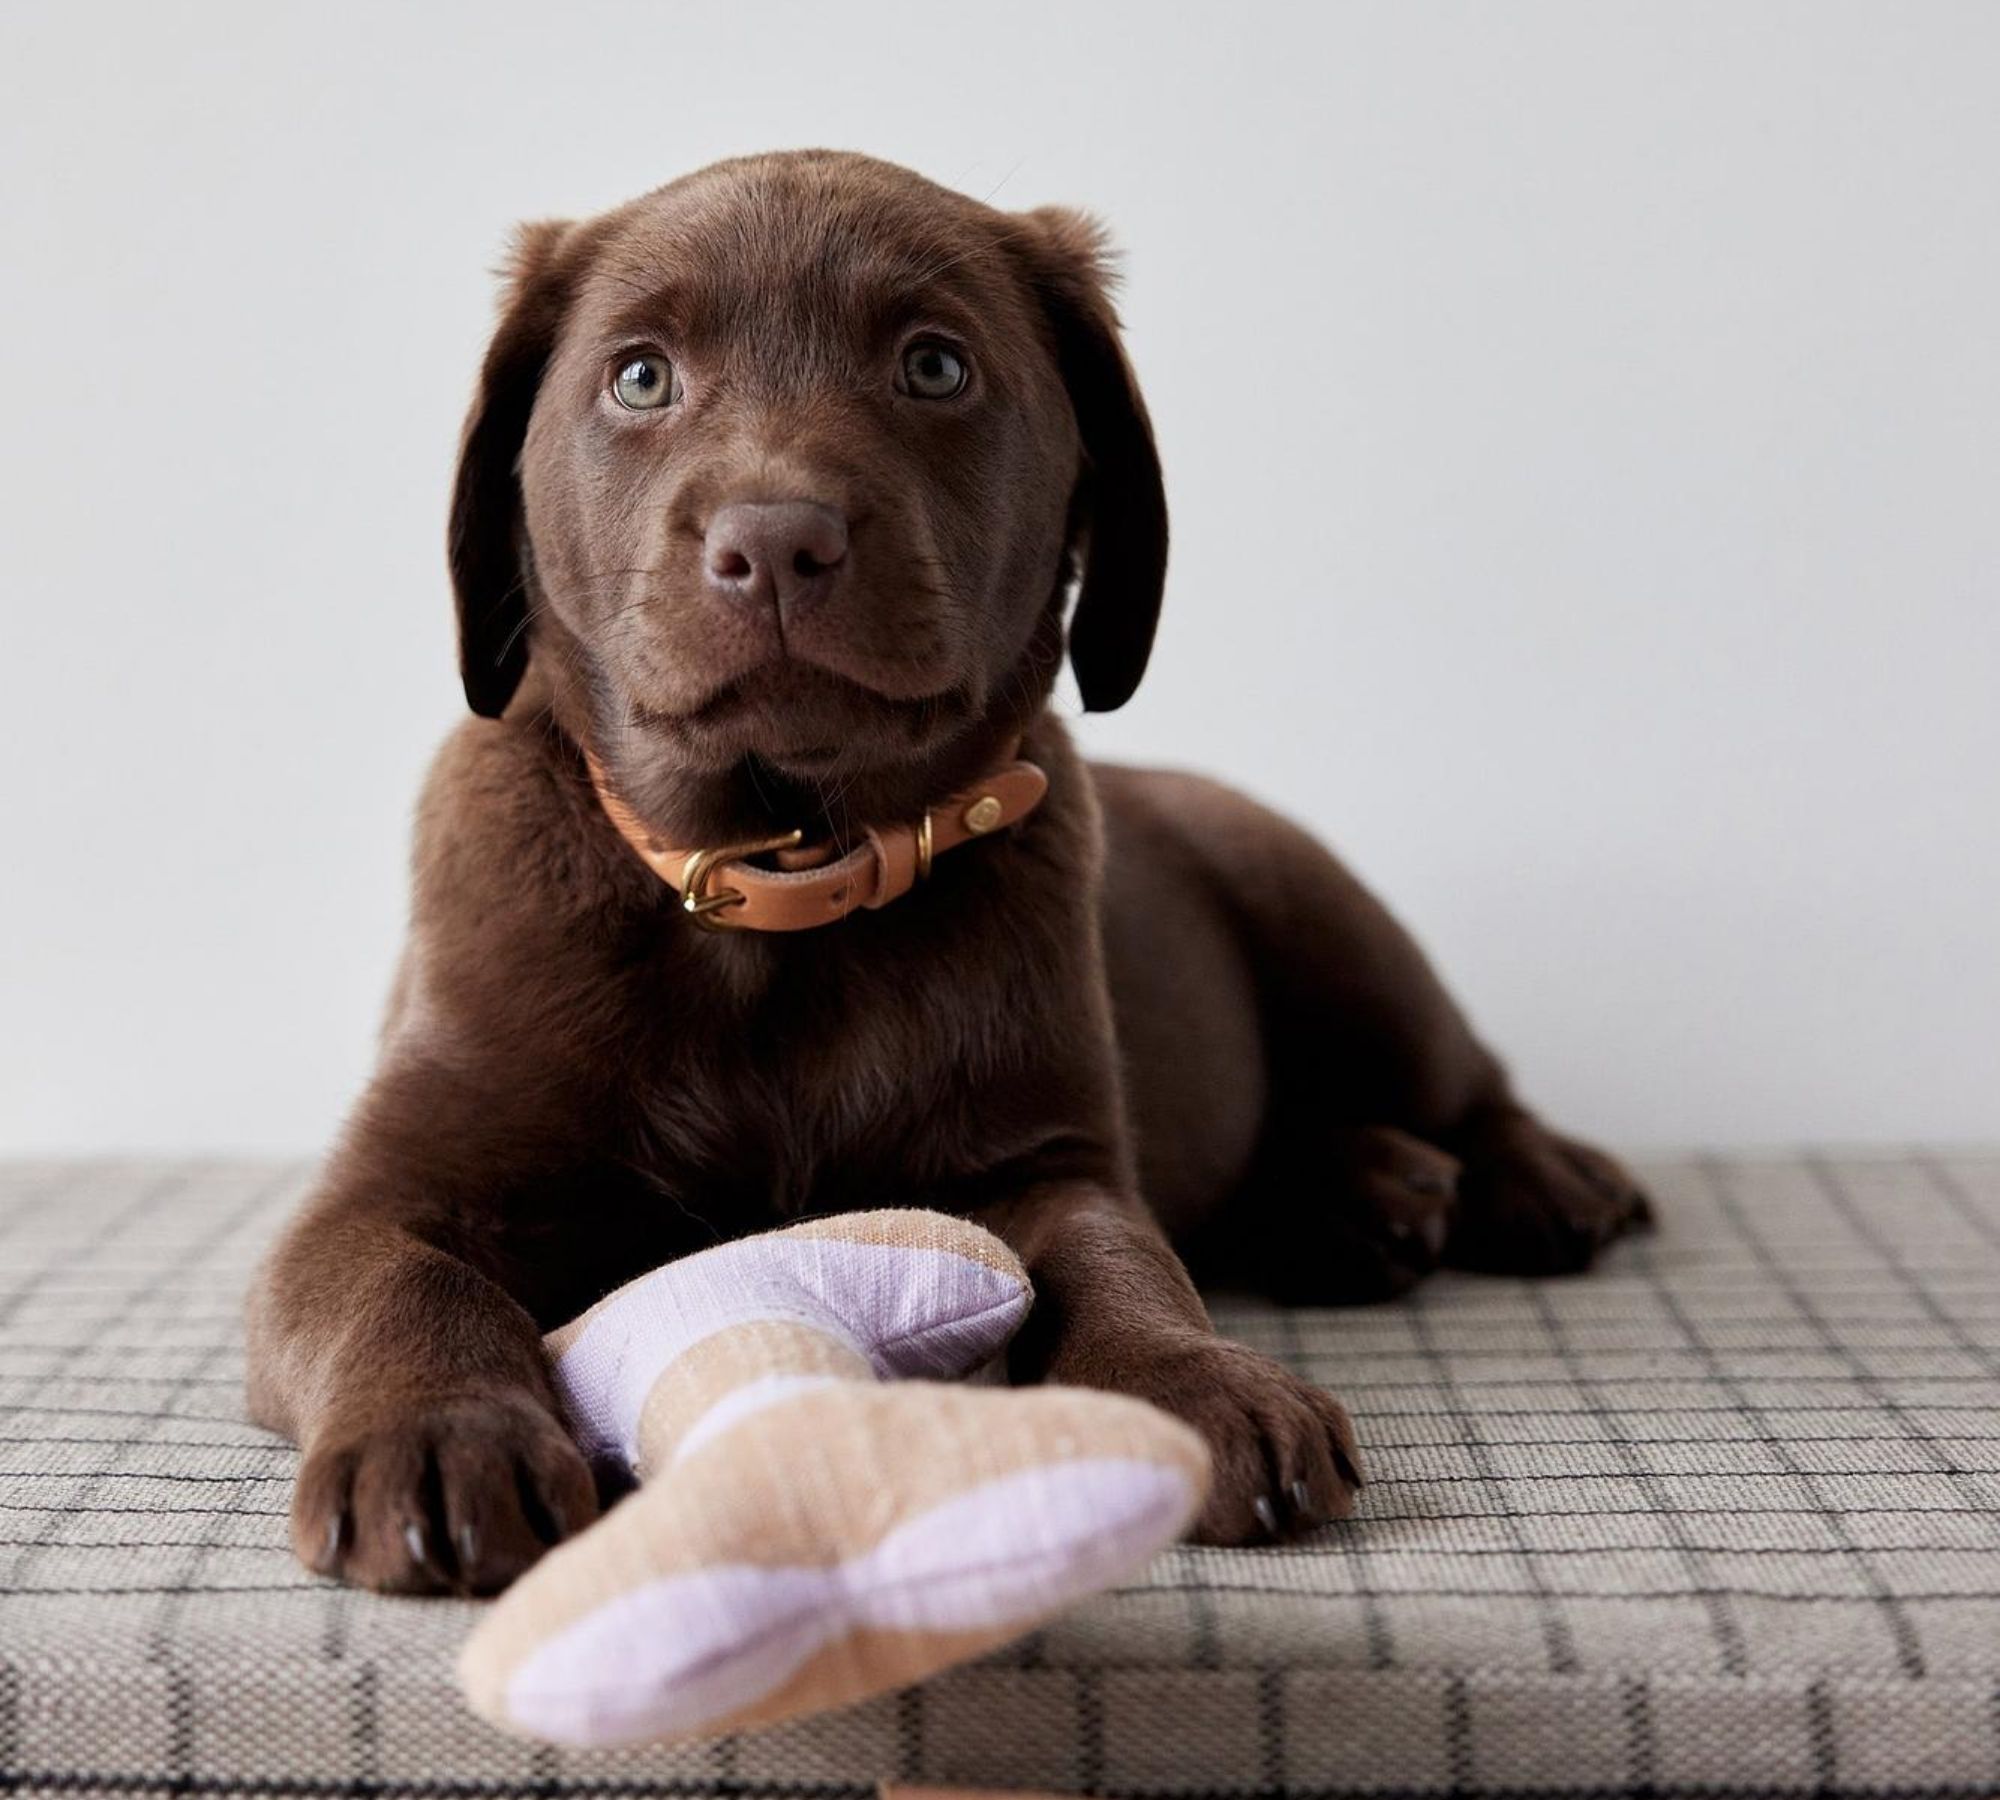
449;152;1166;800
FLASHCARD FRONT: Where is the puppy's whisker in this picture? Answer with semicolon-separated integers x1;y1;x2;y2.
901;219;1047;290
493;596;553;665
978;159;1026;206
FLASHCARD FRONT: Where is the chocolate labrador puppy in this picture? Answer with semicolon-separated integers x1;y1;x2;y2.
247;150;1648;1595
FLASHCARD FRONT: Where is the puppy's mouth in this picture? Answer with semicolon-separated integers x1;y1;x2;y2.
633;660;973;773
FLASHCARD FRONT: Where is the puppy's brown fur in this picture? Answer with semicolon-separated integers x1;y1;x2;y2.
247;151;1649;1595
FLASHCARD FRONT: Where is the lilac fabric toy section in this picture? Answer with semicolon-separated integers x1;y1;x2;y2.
495;1454;1202;1746
549;1221;1033;1471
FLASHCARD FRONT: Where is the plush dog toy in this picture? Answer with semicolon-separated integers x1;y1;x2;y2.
458;1210;1211;1747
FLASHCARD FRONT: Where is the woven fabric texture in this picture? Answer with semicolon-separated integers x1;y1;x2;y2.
1;1154;1997;1798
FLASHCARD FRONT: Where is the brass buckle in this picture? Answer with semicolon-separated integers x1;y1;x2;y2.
679;829;804;931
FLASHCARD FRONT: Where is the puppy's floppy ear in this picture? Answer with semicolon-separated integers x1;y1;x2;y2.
1014;207;1169;713
448;219;579;718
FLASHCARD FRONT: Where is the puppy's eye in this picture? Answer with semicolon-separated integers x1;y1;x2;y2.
899;340;968;400
612;354;677;410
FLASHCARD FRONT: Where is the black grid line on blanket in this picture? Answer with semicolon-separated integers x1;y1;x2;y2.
1;1154;1998;1799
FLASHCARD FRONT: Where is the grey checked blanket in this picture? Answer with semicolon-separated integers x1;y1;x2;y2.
2;1153;1997;1797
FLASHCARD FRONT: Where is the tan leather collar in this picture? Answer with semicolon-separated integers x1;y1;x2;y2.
585;747;1048;932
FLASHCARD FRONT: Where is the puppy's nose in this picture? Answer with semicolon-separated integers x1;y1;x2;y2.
703;501;849;614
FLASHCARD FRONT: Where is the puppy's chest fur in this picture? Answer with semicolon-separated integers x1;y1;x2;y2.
414;718;1117;1257
622;895;1082;1216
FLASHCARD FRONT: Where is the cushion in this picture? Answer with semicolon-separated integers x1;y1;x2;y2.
2;1153;1997;1798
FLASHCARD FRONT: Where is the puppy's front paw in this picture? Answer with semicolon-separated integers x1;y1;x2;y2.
1449;1114;1653;1275
1092;1336;1361;1544
292;1388;597;1595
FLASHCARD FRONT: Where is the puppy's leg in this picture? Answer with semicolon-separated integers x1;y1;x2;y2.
247;1167;599;1596
1239;807;1652;1276
980;1183;1361;1545
1110;770;1651;1282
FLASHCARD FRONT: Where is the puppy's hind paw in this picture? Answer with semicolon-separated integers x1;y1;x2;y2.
1448;1114;1652;1276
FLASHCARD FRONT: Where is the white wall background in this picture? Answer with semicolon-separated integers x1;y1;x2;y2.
1;2;1994;1154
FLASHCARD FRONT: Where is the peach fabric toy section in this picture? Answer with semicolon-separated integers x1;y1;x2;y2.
458;1211;1212;1748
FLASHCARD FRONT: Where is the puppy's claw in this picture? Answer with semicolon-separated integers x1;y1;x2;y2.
1252;1494;1280;1535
